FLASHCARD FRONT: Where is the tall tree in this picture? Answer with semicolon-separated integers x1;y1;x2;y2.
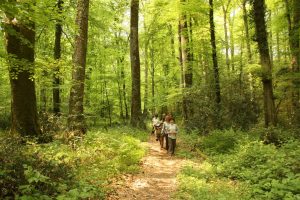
143;21;149;116
242;0;252;62
4;2;41;136
253;0;276;127
209;0;221;127
130;0;142;127
179;0;193;121
291;0;300;124
222;0;232;72
53;0;63;115
68;0;90;133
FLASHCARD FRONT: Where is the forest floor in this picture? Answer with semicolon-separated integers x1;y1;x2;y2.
107;135;186;200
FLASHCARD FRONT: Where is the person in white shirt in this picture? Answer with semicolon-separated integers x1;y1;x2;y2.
167;118;178;155
161;114;171;150
151;114;160;135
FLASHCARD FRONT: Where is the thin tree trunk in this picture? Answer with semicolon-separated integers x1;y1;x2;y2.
179;1;193;121
209;0;221;127
178;20;184;88
239;33;244;92
229;11;235;71
276;31;281;62
150;44;155;114
117;78;124;119
269;11;274;66
242;0;252;62
5;12;41;136
291;0;300;124
104;81;112;126
40;74;47;112
121;70;129;119
222;2;230;72
143;42;149;115
169;24;176;60
130;0;142;127
291;0;300;71
253;0;277;127
68;0;89;133
53;0;63;116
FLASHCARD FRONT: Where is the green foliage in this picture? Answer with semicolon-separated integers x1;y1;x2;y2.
249;127;300;145
199;129;239;155
175;129;300;200
0;127;146;199
217;140;300;199
175;162;251;200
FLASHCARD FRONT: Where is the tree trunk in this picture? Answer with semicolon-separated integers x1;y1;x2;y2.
276;31;281;63
222;1;230;74
104;81;112;126
143;34;149;115
291;0;300;125
229;11;235;71
5;15;41;136
130;0;142;127
178;20;184;88
179;1;193;121
209;0;221;127
68;0;89;133
242;0;252;63
53;0;63;116
121;69;129;119
291;0;300;71
269;11;274;66
253;0;277;127
150;44;155;114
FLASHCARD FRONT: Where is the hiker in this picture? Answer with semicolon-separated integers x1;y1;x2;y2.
154;122;164;146
161;114;171;150
167;118;178;156
151;114;160;135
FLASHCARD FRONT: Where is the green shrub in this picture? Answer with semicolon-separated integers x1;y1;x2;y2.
0;127;146;199
200;129;239;155
217;140;300;199
175;162;251;200
249;127;300;146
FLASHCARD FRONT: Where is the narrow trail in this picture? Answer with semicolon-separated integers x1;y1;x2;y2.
107;136;186;200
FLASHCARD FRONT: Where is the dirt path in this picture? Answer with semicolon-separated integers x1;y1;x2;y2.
107;136;186;200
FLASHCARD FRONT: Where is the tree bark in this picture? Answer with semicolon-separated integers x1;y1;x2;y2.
121;69;129;119
179;1;193;121
130;0;142;127
150;43;155;114
68;0;89;133
242;0;252;63
253;0;277;127
290;0;300;124
5;13;41;136
53;0;63;116
178;20;184;88
143;24;149;115
209;0;221;127
229;11;235;71
291;0;300;71
222;0;231;72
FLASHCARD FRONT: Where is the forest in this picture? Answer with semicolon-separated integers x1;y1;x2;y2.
0;0;299;199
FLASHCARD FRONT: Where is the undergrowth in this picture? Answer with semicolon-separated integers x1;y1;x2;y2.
0;127;147;199
175;128;300;200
